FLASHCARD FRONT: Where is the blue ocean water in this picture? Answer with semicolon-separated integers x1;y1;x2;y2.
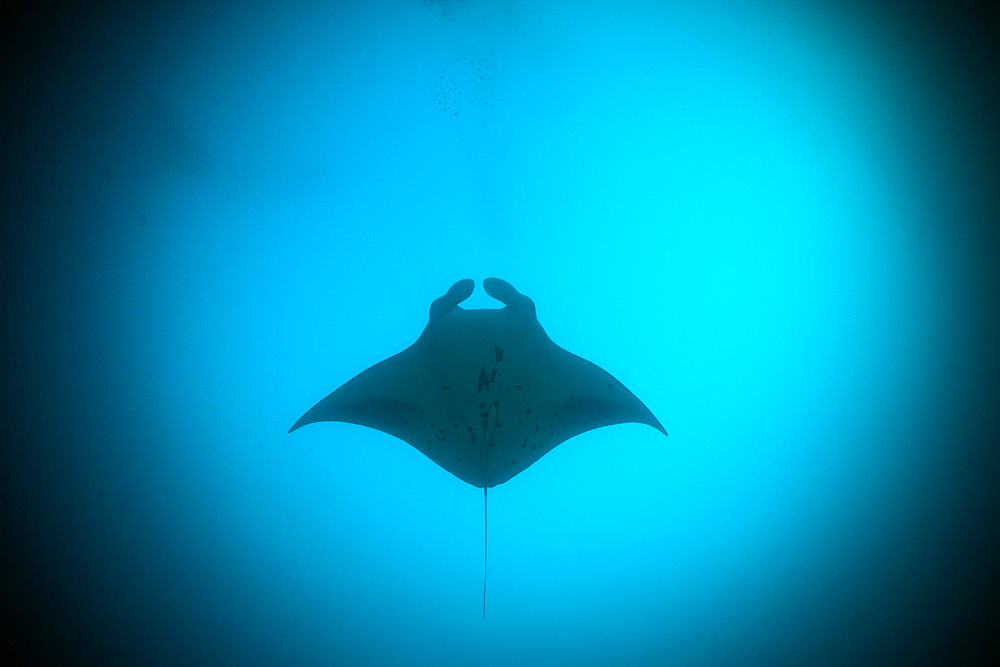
3;1;998;665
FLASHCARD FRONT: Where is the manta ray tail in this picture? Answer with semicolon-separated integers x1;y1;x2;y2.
483;485;488;619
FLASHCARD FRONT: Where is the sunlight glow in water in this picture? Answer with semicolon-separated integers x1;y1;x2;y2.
5;1;997;665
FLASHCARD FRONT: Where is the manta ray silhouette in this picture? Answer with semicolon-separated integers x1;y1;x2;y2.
290;278;667;615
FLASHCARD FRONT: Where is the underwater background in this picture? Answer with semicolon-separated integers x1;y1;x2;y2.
3;1;998;665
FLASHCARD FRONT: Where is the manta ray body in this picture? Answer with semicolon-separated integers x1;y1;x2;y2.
290;278;666;616
290;278;667;486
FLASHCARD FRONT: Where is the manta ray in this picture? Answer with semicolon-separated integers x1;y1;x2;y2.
290;278;667;615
